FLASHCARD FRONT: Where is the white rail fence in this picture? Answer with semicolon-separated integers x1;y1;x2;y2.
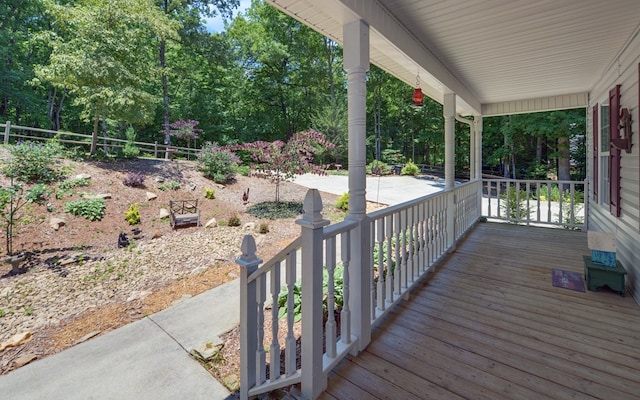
482;178;587;230
237;181;482;399
1;121;198;159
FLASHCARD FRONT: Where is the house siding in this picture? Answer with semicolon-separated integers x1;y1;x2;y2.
588;28;640;303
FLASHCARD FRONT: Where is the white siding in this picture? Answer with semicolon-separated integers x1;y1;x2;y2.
588;29;640;303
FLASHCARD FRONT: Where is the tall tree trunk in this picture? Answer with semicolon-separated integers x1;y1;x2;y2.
160;0;171;146
557;136;571;187
55;89;66;131
536;135;543;163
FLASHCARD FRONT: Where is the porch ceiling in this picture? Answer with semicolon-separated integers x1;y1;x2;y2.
265;0;640;116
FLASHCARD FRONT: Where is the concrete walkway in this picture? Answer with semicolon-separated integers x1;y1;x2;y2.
0;174;445;400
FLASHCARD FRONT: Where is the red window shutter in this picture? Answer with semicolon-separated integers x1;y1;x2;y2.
592;104;598;202
609;85;621;217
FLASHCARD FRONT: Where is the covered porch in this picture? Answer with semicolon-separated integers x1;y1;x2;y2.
320;222;640;400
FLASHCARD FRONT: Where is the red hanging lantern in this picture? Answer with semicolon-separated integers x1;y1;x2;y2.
412;87;424;106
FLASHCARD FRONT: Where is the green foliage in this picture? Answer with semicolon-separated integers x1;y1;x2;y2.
197;142;239;183
246;201;304;220
227;214;241;227
381;148;403;165
157;180;180;191
59;177;91;191
124;203;141;225
25;184;50;205
277;264;344;322
367;160;391;175
122;127;140;159
204;188;216;199
335;192;349;211
237;165;250;177
500;186;529;221
401;159;420;176
3;141;63;183
64;198;106;221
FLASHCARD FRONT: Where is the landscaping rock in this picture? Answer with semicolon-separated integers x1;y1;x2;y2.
188;182;197;191
159;208;170;219
50;217;66;231
75;173;91;180
0;331;31;352
205;217;217;228
146;192;157;201
243;222;256;231
13;354;37;368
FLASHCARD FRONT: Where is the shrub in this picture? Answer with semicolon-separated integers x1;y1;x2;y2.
367;160;390;175
500;186;529;221
197;142;240;183
25;184;50;205
237;165;250;176
59;177;91;190
335;192;349;211
3;141;64;183
64;198;106;221
204;188;216;199
123;172;146;188
124;203;141;225
122;127;140;159
401;159;420;176
228;214;241;227
157;180;180;191
258;222;269;234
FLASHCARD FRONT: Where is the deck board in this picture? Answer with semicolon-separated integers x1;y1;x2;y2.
323;223;640;400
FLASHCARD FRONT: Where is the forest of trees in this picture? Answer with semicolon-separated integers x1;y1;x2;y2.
1;0;585;180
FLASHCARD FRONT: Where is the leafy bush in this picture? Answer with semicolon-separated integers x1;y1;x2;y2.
124;203;141;225
237;165;250;176
277;264;344;322
197;142;239;183
401;159;420;176
25;184;50;204
500;186;529;220
246;201;304;220
59;177;91;190
335;192;349;211
122;127;140;159
3;141;64;183
228;214;241;227
367;160;390;175
157;180;180;191
204;188;215;199
64;198;106;221
123;172;146;188
258;222;269;234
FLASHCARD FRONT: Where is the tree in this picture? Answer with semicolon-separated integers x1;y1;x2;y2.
34;0;179;153
238;129;335;202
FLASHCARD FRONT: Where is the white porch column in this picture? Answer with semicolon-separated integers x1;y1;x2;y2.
443;93;456;190
474;115;483;181
343;19;371;352
443;93;456;248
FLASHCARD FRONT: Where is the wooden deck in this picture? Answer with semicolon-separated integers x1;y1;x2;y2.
320;223;640;400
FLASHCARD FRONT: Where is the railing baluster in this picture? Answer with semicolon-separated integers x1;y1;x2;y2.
325;237;337;358
393;213;401;296
285;252;297;377
269;263;281;381
376;218;385;312
385;214;393;303
256;274;266;384
340;231;351;345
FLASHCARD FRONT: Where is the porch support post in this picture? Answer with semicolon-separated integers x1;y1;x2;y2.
343;19;371;352
297;189;330;400
474;116;483;181
444;93;456;248
474;115;483;221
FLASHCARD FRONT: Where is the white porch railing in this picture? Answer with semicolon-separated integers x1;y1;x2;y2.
482;178;587;230
237;181;482;399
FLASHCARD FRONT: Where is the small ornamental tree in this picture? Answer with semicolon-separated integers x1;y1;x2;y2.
161;119;202;155
237;129;335;202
